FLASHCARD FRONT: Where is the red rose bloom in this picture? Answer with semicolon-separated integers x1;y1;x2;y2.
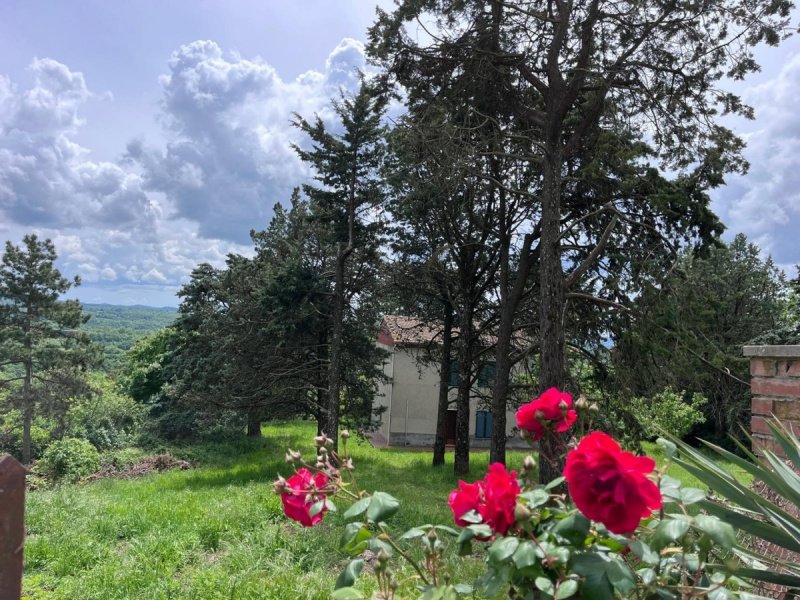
564;432;662;534
516;387;577;440
448;463;520;536
281;468;330;527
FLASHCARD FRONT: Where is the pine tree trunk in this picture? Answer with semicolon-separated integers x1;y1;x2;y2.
326;248;347;453
454;305;474;476
433;302;454;467
246;408;261;437
490;323;512;465
538;150;566;484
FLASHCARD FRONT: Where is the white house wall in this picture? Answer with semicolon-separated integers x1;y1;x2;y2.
376;346;524;448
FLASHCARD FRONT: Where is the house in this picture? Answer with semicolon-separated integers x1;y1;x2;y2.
372;314;524;448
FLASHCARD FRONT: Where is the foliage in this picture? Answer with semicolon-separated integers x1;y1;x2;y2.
0;234;99;463
670;418;800;591
275;393;765;599
0;409;49;460
614;234;791;445
64;373;146;451
82;304;176;371
40;437;100;481
628;388;707;441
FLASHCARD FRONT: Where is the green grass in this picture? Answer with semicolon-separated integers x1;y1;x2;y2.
23;424;753;599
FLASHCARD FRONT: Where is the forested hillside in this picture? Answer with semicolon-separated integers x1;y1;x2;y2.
83;304;177;370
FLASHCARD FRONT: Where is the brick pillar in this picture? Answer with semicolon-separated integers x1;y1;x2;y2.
744;345;800;456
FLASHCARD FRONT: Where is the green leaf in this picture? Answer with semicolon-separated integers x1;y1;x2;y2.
651;518;690;550
334;559;363;589
342;496;370;520
657;438;677;458
535;577;555;595
735;568;800;588
340;522;362;549
520;488;551;508
639;567;656;586
399;527;426;540
342;525;371;557
488;536;519;564
553;513;591;546
546;476;566;490
331;588;364;600
629;540;659;565
512;540;539;569
309;500;326;518
680;488;706;505
366;492;399;523
693;515;737;551
606;558;636;596
459;509;482;524
572;554;614;600
556;580;579;600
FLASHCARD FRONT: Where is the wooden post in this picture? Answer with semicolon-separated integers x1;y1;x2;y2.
0;455;25;600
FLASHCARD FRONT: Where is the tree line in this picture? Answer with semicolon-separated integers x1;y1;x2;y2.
2;0;797;477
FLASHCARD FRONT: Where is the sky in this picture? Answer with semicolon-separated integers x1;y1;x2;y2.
0;1;798;307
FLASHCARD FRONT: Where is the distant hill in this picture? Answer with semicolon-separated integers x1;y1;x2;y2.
82;304;178;371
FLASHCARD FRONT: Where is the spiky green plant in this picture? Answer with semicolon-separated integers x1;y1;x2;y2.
667;419;800;590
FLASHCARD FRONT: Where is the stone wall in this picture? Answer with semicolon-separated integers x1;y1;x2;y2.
744;345;800;456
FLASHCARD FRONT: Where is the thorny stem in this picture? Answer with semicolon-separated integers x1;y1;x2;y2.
378;524;431;586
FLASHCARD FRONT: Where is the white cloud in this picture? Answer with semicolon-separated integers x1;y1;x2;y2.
712;51;800;268
129;38;368;242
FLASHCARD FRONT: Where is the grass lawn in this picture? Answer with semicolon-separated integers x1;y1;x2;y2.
22;422;753;599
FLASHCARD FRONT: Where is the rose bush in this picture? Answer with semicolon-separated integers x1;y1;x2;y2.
275;390;759;599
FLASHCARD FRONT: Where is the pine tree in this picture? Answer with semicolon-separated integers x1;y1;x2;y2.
0;234;97;463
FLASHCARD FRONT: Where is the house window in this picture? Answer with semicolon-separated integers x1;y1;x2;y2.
448;360;459;387
476;410;493;438
478;362;496;388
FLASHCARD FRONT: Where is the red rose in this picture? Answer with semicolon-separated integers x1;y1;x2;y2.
449;479;483;528
281;468;330;527
516;387;577;440
448;463;520;536
564;432;662;534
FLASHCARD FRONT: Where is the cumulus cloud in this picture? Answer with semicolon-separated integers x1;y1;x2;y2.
712;52;800;269
129;38;368;242
0;58;157;230
0;39;370;304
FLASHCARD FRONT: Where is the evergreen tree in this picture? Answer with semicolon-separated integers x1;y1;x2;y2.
0;234;97;463
292;79;390;451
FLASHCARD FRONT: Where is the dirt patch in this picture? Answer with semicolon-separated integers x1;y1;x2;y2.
85;454;192;482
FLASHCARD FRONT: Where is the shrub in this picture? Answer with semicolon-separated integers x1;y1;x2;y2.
629;387;707;440
40;438;100;481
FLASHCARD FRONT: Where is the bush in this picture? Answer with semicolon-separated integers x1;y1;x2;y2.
629;387;707;440
40;438;100;481
65;374;146;451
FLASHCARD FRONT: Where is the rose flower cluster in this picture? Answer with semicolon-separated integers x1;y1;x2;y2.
448;388;661;536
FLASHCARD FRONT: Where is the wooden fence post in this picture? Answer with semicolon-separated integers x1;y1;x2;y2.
0;455;25;600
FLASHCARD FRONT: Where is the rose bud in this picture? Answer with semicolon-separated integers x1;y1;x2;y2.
523;455;536;472
272;475;287;494
575;395;588;410
315;433;329;447
588;402;600;413
426;528;438;543
290;449;303;462
343;457;355;471
514;503;532;524
558;399;569;415
376;549;390;565
534;409;546;422
318;446;328;455
341;430;350;439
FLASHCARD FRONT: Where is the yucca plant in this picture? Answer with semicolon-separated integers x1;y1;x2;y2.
665;419;800;591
